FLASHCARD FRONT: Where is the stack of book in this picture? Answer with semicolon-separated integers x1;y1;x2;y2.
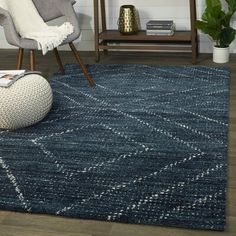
146;20;175;36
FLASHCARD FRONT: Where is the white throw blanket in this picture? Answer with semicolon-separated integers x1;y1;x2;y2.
0;0;74;54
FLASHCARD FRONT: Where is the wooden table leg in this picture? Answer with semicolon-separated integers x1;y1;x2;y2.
94;0;100;62
100;0;108;55
190;0;198;64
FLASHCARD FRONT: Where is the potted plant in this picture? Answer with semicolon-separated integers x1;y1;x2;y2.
195;0;236;63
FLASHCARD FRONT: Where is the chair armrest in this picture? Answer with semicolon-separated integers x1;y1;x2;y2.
0;7;21;47
58;0;80;41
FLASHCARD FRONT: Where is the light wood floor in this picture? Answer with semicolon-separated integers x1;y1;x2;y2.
0;50;235;236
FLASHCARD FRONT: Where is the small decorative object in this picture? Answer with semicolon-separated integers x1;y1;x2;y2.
118;5;138;35
195;0;236;63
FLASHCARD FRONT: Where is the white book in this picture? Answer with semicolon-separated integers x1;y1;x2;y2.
0;70;42;88
146;29;174;36
0;70;25;88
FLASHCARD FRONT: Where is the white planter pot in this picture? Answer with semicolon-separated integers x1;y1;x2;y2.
213;46;230;63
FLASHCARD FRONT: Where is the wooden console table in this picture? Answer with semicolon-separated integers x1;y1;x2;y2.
93;0;198;63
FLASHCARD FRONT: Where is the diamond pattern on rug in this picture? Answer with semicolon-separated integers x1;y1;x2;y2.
0;64;229;231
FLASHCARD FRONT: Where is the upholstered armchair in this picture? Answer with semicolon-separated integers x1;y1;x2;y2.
0;0;94;86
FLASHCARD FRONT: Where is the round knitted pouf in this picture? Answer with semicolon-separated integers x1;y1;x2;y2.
0;74;53;130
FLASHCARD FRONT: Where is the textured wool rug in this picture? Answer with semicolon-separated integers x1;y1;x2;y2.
0;64;230;231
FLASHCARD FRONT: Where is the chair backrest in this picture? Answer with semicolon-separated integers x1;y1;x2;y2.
32;0;62;21
32;0;76;22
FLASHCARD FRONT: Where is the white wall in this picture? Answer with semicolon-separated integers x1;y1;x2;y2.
1;0;236;53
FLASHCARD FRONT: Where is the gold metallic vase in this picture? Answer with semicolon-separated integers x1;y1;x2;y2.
118;5;138;35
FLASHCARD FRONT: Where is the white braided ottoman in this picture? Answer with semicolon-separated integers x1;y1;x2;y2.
0;74;53;130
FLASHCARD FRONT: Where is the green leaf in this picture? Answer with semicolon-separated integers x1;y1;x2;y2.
219;27;236;47
226;0;236;14
195;21;220;41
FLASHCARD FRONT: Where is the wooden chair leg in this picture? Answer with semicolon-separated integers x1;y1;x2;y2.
29;50;35;71
16;48;24;70
69;42;95;87
53;48;65;74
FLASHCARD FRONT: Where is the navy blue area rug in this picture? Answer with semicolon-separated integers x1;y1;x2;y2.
0;64;230;231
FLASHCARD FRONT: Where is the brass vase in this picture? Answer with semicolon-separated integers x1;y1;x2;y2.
118;5;138;35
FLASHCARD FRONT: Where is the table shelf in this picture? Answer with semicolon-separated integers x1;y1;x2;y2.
99;30;192;42
93;0;198;63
